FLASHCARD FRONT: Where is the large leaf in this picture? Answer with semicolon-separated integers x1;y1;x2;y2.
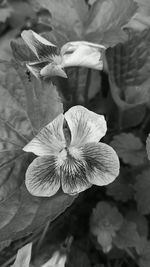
106;30;150;106
0;61;75;242
85;0;138;46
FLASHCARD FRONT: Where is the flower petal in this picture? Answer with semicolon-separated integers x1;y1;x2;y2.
61;41;105;70
82;142;120;186
23;114;66;156
27;61;49;78
64;105;107;146
25;156;60;197
40;63;67;78
61;151;91;195
21;30;57;60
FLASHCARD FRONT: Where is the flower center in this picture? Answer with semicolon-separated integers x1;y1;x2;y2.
57;147;83;167
51;54;63;65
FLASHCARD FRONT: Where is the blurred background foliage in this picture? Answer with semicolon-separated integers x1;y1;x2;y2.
0;0;150;266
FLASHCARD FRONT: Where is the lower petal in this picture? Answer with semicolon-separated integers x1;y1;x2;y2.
40;63;67;78
82;143;120;186
61;151;91;195
25;156;60;197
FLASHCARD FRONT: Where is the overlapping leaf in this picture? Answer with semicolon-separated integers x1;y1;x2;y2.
137;238;150;267
0;61;75;242
110;133;147;166
113;220;140;251
106;29;150;107
29;0;138;47
85;0;138;46
30;0;88;39
107;169;134;202
146;134;150;160
90;201;123;253
134;169;150;215
126;0;150;31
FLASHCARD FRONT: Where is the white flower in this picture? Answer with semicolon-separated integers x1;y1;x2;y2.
21;30;106;79
23;106;120;197
41;251;67;267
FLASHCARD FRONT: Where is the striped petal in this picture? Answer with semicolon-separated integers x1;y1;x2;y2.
64;106;107;146
61;147;91;195
40;62;67;78
83;143;120;186
25;156;60;197
23;114;66;156
61;41;105;70
21;30;57;60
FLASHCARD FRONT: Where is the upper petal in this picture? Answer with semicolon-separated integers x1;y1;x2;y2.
23;114;66;156
64;105;107;146
25;156;60;197
61;41;106;70
82;142;120;186
21;30;57;60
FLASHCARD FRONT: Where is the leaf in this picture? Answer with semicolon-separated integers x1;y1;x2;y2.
110;133;147;166
126;211;148;238
113;220;140;250
146;134;150;160
11;243;32;267
106;168;134;202
85;0;138;47
137;238;150;267
68;245;91;267
134;169;150;215
30;0;88;39
0;6;12;23
126;0;150;31
0;61;75;242
106;30;150;107
90;201;123;253
0;240;11;252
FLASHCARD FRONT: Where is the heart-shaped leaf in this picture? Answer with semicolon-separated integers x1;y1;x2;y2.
0;60;75;242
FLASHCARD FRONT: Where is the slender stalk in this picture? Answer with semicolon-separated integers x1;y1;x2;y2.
84;69;91;107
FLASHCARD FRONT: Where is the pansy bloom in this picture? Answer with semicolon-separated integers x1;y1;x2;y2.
23;106;120;197
21;30;106;79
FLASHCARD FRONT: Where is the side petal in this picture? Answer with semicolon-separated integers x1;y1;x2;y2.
27;61;49;78
23;114;66;156
40;63;67;79
83;143;120;186
64;105;107;146
61;152;91;195
25;156;60;197
61;41;105;70
21;30;57;60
